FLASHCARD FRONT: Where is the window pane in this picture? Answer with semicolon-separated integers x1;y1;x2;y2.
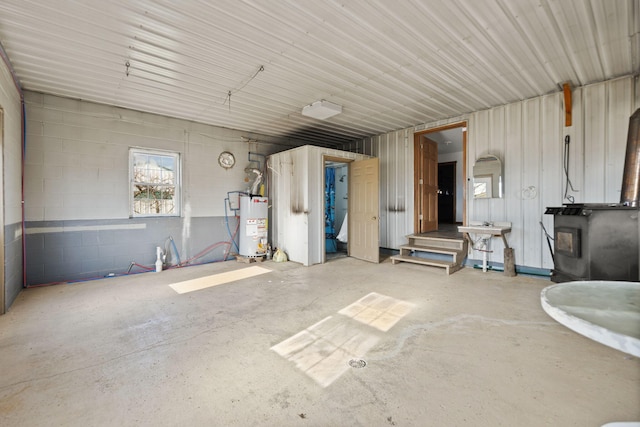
133;184;150;200
159;155;175;171
133;185;176;215
131;149;179;216
133;154;148;179
160;187;174;200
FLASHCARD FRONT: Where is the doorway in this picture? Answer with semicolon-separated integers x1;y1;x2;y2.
414;122;467;234
322;155;380;264
324;160;349;261
438;161;456;224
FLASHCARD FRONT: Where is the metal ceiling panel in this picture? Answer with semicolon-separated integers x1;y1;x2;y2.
0;0;637;147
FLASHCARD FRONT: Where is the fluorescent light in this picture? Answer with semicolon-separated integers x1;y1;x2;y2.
301;100;342;120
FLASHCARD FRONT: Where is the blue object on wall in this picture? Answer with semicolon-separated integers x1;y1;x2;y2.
325;167;337;252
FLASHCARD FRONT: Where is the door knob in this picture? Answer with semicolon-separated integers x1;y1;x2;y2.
372;216;377;220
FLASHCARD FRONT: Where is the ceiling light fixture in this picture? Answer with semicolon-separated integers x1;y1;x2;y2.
301;100;342;120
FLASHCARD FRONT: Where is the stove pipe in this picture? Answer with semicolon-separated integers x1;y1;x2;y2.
620;108;640;207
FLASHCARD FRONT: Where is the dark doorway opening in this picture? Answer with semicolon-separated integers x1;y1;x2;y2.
324;160;349;261
438;161;456;224
413;122;467;233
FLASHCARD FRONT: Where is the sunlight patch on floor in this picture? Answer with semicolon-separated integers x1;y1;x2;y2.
271;316;379;387
338;292;415;332
271;292;414;387
169;265;271;294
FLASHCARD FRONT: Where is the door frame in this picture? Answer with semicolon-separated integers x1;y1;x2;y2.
414;121;468;232
322;155;354;263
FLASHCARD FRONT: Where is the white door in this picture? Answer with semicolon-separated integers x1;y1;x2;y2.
349;158;379;263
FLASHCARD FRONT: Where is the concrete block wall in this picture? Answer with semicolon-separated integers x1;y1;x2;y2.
24;217;238;284
23;91;293;285
0;53;24;312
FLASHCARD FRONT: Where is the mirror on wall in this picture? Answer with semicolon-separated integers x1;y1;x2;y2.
473;155;503;198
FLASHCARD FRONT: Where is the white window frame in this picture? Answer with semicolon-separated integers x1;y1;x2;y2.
129;148;181;217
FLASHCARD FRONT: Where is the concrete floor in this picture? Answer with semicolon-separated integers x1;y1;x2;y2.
1;257;638;426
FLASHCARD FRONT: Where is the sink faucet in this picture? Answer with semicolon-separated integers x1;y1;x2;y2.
482;221;493;226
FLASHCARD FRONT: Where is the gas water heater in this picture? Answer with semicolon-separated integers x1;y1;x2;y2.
239;195;268;257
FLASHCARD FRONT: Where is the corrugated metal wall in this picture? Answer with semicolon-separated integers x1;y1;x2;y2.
345;75;639;270
342;117;469;250
342;130;415;249
472;75;639;270
268;145;367;266
269;146;310;266
468;89;564;269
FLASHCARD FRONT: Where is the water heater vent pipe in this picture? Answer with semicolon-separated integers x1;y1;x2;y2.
247;168;263;195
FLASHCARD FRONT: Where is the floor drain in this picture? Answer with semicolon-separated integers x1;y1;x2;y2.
348;359;367;368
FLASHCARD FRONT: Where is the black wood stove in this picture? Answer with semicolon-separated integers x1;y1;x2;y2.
545;108;640;283
544;203;639;282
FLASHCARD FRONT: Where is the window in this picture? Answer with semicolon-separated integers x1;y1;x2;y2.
130;148;180;216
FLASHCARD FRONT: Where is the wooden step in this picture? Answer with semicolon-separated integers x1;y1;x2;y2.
399;245;465;263
406;235;465;251
408;234;465;243
390;254;462;275
393;235;468;275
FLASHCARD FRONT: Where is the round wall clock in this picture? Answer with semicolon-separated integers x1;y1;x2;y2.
218;151;235;169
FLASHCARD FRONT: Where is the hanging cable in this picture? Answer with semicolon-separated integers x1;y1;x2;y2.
563;135;577;203
223;65;265;108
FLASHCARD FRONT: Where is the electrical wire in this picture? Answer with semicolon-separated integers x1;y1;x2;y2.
539;220;554;241
539;220;555;263
223;65;265;106
563;135;577;203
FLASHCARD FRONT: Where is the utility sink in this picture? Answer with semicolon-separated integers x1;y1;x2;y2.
457;224;511;236
458;222;514;274
457;222;512;249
